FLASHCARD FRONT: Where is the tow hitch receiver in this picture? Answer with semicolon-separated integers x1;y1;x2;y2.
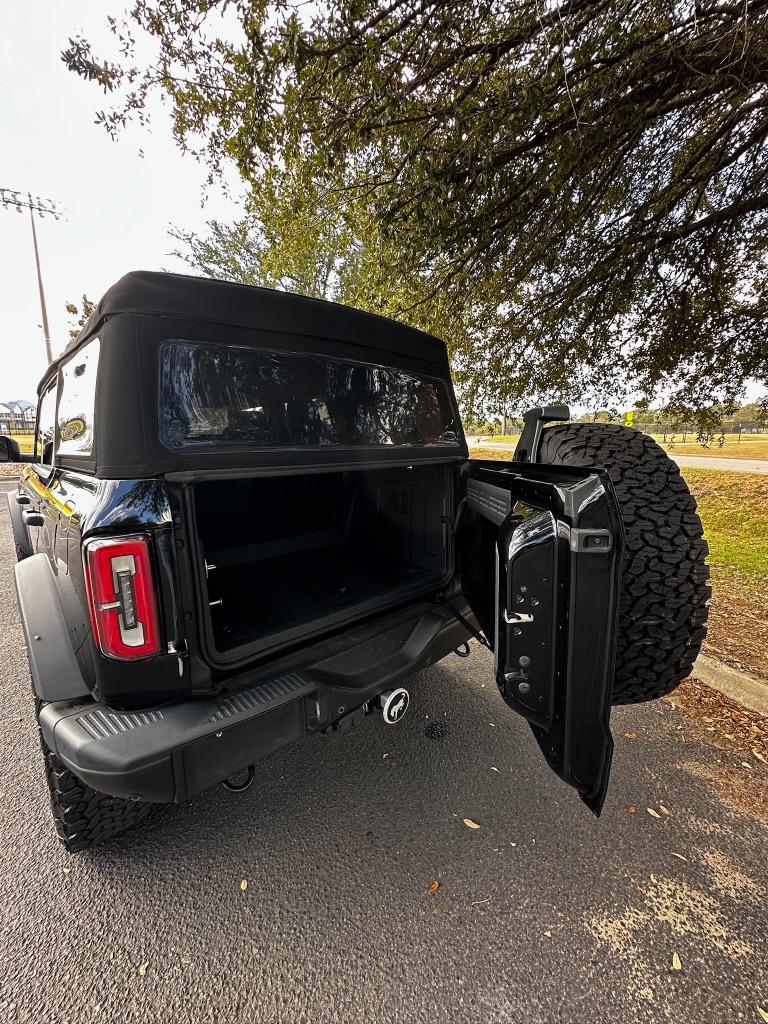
379;688;410;725
223;766;255;793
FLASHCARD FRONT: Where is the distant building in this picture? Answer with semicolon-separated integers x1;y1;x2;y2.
0;399;35;433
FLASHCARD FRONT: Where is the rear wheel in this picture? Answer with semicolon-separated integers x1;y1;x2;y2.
37;707;153;852
538;423;710;704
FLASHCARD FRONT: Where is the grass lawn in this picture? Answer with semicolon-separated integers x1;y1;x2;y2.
680;468;768;681
470;432;768;459
479;434;520;444
9;433;34;454
655;436;768;459
469;448;768;682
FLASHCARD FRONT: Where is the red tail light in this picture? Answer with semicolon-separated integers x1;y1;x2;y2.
83;535;161;660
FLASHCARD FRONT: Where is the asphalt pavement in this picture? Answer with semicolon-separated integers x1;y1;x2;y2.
1;481;766;1024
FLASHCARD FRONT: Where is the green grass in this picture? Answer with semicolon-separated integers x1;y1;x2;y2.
653;434;768;459
486;434;520;444
680;468;768;681
679;469;768;585
9;433;34;454
472;430;768;458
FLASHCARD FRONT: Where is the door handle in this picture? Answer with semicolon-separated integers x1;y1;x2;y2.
502;611;534;625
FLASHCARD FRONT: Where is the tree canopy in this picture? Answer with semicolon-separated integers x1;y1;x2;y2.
64;1;768;418
168;160;479;364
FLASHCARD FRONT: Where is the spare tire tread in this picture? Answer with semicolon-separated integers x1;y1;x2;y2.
538;423;710;704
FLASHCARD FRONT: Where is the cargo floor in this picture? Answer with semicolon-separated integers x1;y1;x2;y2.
209;545;436;652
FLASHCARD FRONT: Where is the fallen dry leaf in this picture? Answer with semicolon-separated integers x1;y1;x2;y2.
659;805;670;815
463;818;481;829
671;853;688;862
471;896;491;905
627;805;637;814
756;1005;768;1022
428;880;440;894
240;880;248;891
137;962;149;978
543;930;552;937
650;873;658;883
624;730;638;740
62;866;70;875
672;951;682;971
647;807;661;818
490;767;500;773
741;761;753;770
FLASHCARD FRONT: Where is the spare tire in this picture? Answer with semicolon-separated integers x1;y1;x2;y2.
537;423;710;704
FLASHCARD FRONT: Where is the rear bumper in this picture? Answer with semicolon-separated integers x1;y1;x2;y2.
39;600;473;803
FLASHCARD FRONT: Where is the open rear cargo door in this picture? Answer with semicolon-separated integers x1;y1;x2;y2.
460;461;624;814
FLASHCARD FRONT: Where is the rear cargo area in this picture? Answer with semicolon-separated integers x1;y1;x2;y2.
193;464;451;658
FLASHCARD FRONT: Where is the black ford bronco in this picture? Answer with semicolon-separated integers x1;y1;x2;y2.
3;272;709;851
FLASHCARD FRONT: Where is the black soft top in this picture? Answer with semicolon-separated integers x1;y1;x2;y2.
44;271;462;478
56;271;447;375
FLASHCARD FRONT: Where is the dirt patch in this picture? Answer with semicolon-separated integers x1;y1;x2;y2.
667;677;768;760
667;677;768;822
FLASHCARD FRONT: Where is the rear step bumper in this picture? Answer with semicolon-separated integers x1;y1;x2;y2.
39;600;473;803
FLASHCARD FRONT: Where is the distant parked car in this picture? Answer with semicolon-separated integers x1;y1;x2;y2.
0;434;21;464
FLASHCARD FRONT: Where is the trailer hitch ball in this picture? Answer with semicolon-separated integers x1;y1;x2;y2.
379;688;410;725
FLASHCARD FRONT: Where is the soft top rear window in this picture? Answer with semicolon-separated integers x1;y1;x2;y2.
159;341;460;451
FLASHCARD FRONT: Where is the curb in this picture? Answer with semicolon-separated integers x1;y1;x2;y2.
691;654;768;717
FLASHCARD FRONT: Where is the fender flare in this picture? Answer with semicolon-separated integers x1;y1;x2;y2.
14;554;91;702
6;490;34;560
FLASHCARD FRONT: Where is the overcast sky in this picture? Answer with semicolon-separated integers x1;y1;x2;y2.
0;1;241;401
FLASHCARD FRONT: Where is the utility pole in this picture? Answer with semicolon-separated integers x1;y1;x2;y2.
1;188;62;366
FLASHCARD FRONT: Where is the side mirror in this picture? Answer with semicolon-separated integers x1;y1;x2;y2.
0;435;21;463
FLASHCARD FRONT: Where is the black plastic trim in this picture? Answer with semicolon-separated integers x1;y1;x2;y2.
6;490;34;560
513;406;570;463
14;554;91;702
38;599;473;802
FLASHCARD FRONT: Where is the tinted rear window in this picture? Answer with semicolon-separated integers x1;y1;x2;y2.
159;341;459;450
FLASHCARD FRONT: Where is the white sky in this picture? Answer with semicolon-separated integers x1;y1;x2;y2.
0;1;241;401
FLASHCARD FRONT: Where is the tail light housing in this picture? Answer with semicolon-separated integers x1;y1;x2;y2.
83;535;161;660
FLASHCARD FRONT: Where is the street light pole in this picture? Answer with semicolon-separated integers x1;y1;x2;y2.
28;199;53;364
1;187;62;367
